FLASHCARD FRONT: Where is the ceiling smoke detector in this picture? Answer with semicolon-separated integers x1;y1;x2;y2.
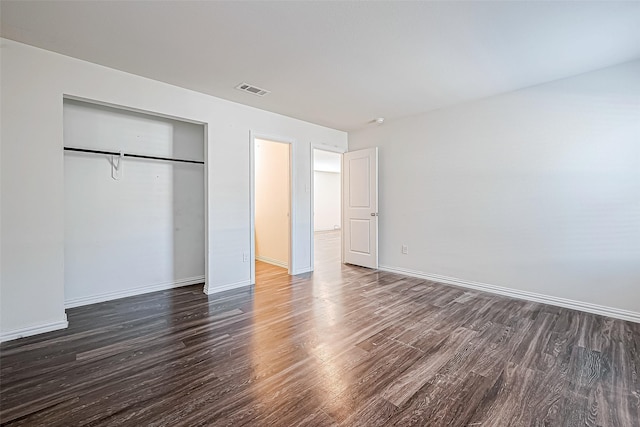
235;82;270;97
375;117;385;124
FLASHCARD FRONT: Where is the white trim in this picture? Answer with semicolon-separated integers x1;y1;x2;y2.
64;276;205;309
291;267;313;275
0;317;69;343
256;255;288;269
378;265;640;324
250;132;296;284
202;122;209;295
204;279;252;295
250;132;256;285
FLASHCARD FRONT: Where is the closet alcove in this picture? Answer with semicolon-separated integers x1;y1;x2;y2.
63;99;206;308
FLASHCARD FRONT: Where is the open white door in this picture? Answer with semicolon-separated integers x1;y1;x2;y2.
342;147;378;269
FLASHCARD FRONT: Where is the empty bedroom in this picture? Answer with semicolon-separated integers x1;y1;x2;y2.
1;1;638;426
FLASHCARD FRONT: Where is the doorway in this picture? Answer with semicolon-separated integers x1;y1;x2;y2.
312;149;342;271
251;138;293;282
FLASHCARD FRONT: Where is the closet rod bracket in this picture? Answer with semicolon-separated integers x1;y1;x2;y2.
111;151;124;180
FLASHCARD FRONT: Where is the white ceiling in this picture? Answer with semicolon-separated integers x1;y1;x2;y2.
2;1;639;131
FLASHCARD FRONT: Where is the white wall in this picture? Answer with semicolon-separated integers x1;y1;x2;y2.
255;139;290;267
349;60;640;319
63;99;205;307
314;172;341;231
314;149;341;173
0;38;347;341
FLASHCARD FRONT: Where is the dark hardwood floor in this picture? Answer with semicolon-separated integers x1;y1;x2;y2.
1;230;639;426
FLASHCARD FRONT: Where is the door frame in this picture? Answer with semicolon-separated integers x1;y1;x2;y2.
310;143;346;271
250;132;296;284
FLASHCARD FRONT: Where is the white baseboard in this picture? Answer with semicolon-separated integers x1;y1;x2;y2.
292;267;312;275
255;255;310;275
256;255;288;269
204;279;251;295
378;265;640;324
64;275;205;309
0;316;69;343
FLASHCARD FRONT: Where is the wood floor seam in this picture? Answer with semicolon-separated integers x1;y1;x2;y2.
1;231;639;426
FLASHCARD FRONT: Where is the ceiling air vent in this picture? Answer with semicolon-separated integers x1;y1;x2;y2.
235;82;270;97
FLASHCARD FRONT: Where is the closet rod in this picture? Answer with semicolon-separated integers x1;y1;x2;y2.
63;147;205;164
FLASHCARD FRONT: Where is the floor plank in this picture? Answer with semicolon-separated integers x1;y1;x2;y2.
1;230;639;426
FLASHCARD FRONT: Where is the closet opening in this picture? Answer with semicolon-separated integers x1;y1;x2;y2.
63;98;206;308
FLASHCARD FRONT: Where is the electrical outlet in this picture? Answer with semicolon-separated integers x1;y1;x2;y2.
401;244;408;255
242;252;249;262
